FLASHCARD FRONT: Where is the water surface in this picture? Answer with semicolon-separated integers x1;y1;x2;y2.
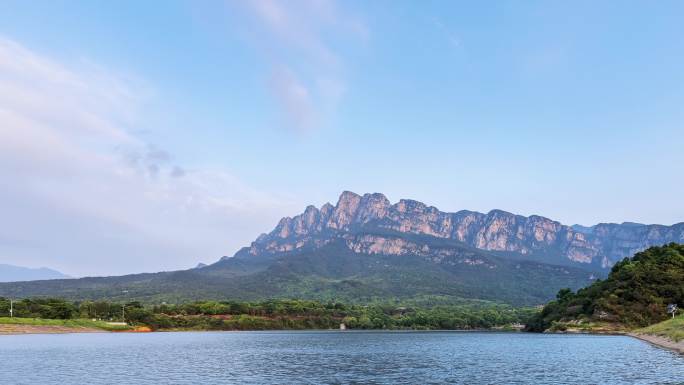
1;331;682;384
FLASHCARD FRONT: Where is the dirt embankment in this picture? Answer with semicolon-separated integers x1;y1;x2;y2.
0;324;152;335
629;333;684;354
0;324;104;335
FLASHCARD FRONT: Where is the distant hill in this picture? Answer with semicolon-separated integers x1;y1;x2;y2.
0;235;593;306
0;264;69;282
0;191;681;306
526;243;684;331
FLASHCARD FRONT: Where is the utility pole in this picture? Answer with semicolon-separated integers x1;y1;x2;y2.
122;304;125;322
667;304;678;319
9;299;13;318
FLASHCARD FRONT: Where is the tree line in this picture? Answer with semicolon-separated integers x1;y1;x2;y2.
526;243;684;331
0;297;536;331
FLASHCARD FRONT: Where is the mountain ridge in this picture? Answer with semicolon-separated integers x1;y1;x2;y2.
0;191;681;306
235;191;684;272
0;264;70;282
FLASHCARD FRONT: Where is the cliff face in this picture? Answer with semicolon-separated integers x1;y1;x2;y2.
235;191;684;271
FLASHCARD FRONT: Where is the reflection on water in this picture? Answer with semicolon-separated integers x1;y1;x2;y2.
1;331;682;384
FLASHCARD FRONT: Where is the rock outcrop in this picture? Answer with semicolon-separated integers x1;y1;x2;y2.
234;191;684;271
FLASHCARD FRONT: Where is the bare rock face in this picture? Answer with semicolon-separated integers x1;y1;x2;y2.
587;222;684;263
355;193;391;224
343;233;497;268
239;191;684;271
327;191;362;230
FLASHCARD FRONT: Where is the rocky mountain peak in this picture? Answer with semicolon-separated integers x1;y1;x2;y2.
355;193;391;223
320;202;334;214
336;190;361;206
394;199;428;214
328;191;362;230
273;217;293;238
245;191;684;271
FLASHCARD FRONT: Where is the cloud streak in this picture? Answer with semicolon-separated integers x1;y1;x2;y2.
236;0;367;132
0;37;297;276
269;66;317;131
432;17;461;48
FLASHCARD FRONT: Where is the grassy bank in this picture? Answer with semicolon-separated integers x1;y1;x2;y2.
538;315;684;354
537;316;684;340
636;315;684;342
544;320;629;334
0;317;133;331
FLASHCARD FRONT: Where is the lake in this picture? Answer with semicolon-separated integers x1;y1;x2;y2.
1;331;682;384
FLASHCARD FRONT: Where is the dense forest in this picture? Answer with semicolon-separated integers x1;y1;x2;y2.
5;244;681;333
526;243;684;332
0;236;595;307
0;297;535;331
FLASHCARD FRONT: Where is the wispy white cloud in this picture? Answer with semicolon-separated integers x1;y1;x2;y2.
0;37;298;276
235;0;367;132
269;66;317;131
432;17;461;48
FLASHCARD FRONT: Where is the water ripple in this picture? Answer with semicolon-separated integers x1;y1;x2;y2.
0;331;682;384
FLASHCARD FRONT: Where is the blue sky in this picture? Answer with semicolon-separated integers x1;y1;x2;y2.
1;1;683;276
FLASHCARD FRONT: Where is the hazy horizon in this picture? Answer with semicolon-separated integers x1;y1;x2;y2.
2;1;683;276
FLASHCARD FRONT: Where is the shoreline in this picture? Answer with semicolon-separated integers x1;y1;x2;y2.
0;324;150;335
0;325;523;336
2;323;682;355
0;324;105;335
629;333;684;354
